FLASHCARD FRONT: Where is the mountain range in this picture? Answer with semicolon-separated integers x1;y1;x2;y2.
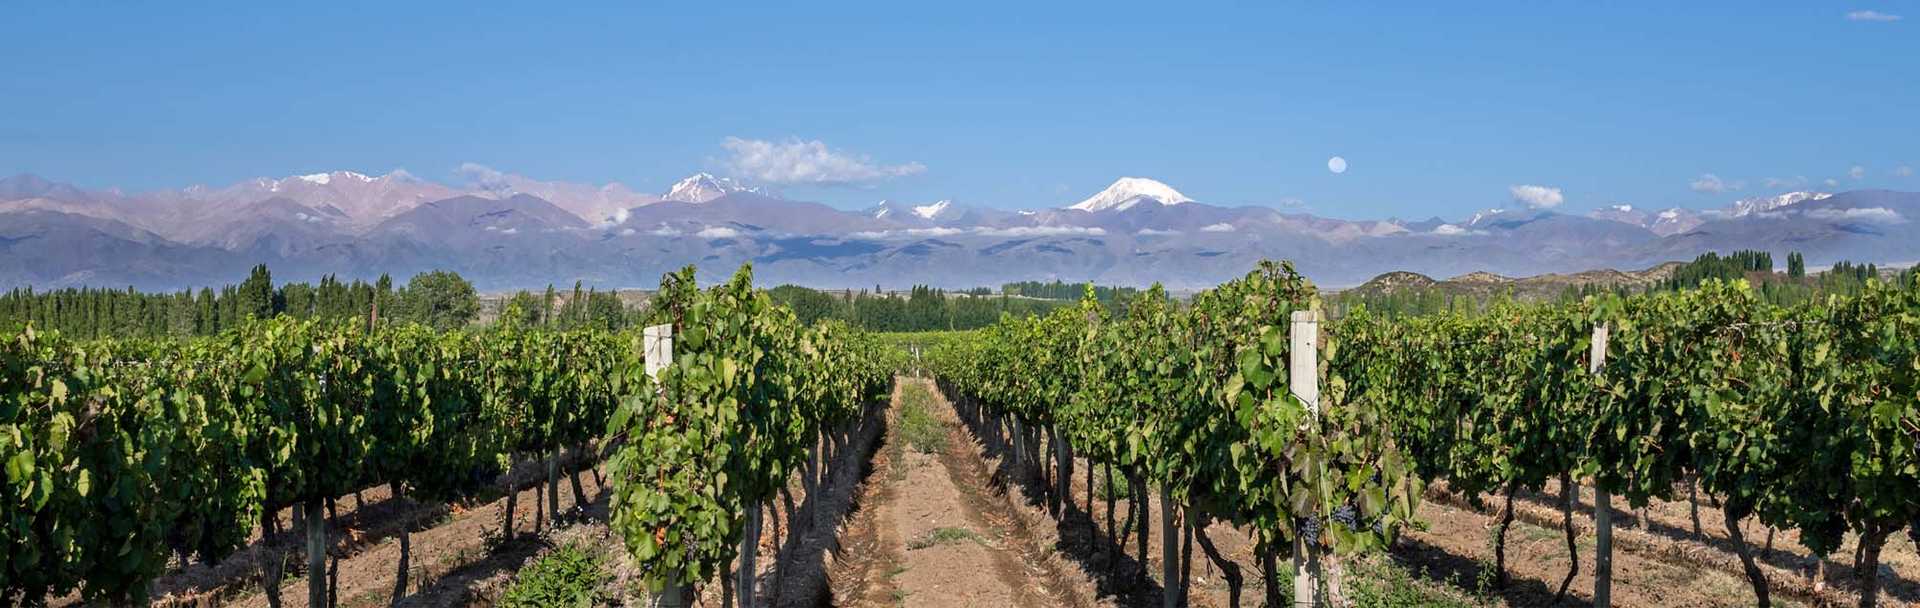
3;170;1917;291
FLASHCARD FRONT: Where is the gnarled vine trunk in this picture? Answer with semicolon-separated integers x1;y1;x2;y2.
1721;502;1770;608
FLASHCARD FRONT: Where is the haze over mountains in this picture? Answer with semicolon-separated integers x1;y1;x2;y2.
3;169;1917;291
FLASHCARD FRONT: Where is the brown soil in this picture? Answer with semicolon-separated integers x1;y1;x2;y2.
223;458;613;608
1404;488;1778;607
836;377;1083;608
101;447;602;608
1423;479;1920;607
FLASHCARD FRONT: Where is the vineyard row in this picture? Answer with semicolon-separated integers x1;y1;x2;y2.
1;264;898;608
928;260;1920;608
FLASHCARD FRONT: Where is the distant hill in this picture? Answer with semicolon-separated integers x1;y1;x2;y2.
1341;262;1686;301
5;169;1920;291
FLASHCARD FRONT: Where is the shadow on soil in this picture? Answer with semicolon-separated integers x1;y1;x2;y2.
943;380;1167;608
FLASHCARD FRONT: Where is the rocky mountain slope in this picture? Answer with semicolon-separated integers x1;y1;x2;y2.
3;171;1917;291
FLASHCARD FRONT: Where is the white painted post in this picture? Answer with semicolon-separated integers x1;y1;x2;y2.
1589;322;1612;608
644;323;673;380
1290;310;1320;414
642;323;694;608
1289;310;1322;607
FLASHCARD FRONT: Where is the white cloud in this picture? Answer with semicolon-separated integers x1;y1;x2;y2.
695;226;742;238
1849;165;1868;179
845;225;1108;239
848;227;967;239
1200;223;1237;232
1432;224;1468;236
1509;184;1565;208
1846;10;1902;21
456;162;513;192
976;226;1106;237
1896;166;1915;177
649;225;683;237
618;228;637;236
1825;178;1841;187
1807;207;1905;224
1688;173;1745;194
1763;176;1809;189
612;207;631;224
1135;228;1182;236
720;137;925;186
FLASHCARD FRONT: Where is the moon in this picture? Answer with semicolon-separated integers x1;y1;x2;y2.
1327;156;1348;174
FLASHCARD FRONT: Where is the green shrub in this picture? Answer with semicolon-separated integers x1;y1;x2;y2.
499;542;609;608
897;385;947;454
907;526;981;550
1342;556;1481;608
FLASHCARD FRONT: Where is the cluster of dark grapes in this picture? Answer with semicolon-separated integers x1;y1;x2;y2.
1300;503;1384;547
1330;504;1359;529
1298;515;1322;546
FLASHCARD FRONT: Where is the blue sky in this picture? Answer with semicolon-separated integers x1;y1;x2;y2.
3;2;1915;219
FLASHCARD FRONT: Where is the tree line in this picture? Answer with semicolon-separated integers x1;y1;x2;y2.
0;265;487;339
767;284;1074;332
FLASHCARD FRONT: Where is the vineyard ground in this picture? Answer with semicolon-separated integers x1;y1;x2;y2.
1431;476;1920;607
834;378;1087;607
222;450;613;608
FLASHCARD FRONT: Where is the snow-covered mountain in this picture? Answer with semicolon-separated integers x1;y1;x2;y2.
173;170;467;231
1728;191;1832;217
876;199;957;221
1066;177;1193;212
1589;192;1833;236
1588;204;1648;227
910;199;953;220
5;169;1919;292
1648;208;1706;236
662;172;765;204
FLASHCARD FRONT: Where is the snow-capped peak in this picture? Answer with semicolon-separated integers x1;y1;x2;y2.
1067;177;1193;212
663;172;760;204
1728;191;1831;217
1611;204;1633;212
912;200;951;220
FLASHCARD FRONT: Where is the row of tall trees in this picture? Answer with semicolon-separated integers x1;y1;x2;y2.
1000;279;1141;302
767;284;1072;331
1;266;486;338
499;281;635;331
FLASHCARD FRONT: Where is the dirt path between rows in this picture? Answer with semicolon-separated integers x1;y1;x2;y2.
838;378;1079;608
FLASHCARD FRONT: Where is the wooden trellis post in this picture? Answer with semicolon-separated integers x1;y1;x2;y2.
643;323;696;608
